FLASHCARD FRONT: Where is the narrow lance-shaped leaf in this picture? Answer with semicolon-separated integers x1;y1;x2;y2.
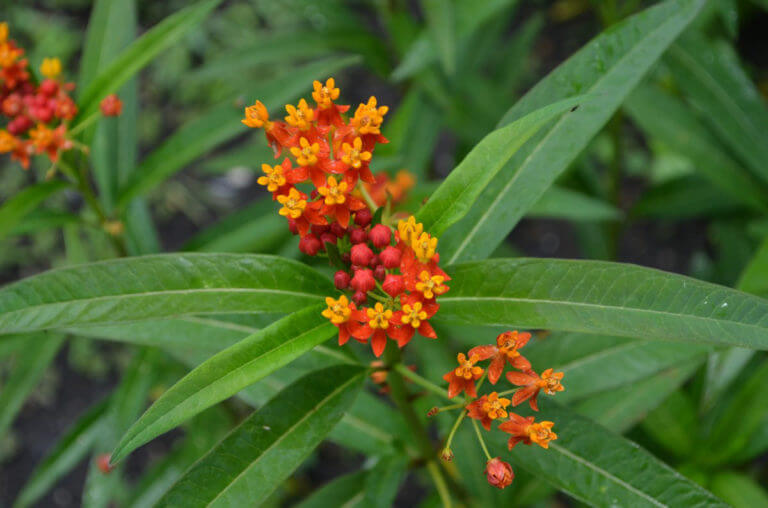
439;0;705;263
75;0;222;120
157;365;365;507
485;401;726;506
110;305;336;464
437;258;768;350
295;471;368;508
0;181;70;241
416;97;582;236
0;253;333;334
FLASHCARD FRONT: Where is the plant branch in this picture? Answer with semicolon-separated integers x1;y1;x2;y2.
393;363;451;401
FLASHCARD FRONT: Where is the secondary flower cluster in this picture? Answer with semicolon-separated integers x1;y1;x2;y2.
243;79;450;358
439;331;564;489
0;22;122;170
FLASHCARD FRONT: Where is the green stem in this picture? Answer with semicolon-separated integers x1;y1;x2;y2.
394;364;452;401
496;387;520;398
426;461;453;508
471;419;492;461
69;110;101;136
357;181;379;212
443;408;467;453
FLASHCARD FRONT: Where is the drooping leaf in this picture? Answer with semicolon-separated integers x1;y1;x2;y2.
527;186;621;222
416;97;582;236
575;359;702;433
666;34;768;186
439;0;705;263
361;455;408;508
0;181;70;242
0;253;333;333
709;472;768;508
12;400;106;508
624;84;768;211
631;176;745;219
420;0;456;75
110;306;336;464
486;401;726;506
640;390;698;458
437;258;768;349
75;0;222;120
295;471;368;508
156;365;365;507
0;333;64;440
117;55;361;207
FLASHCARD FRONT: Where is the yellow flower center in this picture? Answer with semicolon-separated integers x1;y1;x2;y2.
322;296;352;325
367;303;392;329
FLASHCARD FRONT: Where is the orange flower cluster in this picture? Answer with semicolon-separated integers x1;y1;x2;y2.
440;330;564;489
243;79;448;358
0;22;121;169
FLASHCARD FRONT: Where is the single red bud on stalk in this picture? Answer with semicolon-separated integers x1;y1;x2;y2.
96;454;114;474
374;264;386;281
382;274;404;297
350;243;374;266
354;208;372;227
39;79;58;96
379;246;401;268
334;270;350;289
351;268;375;292
353;290;367;305
369;224;391;247
299;235;322;256
485;458;514;489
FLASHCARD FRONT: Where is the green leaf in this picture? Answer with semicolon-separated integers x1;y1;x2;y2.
82;349;159;508
631;176;744;220
624;84;768;211
78;0;137;211
438;258;768;349
296;471;367;508
0;253;333;333
575;359;702;433
527;186;621;222
487;401;726;507
117;55;360;207
666;34;768;186
361;455;408;508
420;0;456;75
709;472;768;508
439;0;705;263
13;400;107;508
0;333;64;440
9;209;80;237
0;181;70;241
75;0;222;120
641;391;698;458
737;236;768;297
156;365;365;507
110;306;336;464
416;97;582;236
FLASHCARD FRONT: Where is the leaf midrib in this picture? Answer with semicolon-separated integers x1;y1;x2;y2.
205;374;362;506
447;4;696;263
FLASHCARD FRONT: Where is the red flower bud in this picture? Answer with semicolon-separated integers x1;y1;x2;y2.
370;254;380;268
299;235;322;256
485;458;514;489
287;218;298;235
374;264;386;281
320;232;337;249
330;222;347;237
353;290;367;305
382;274;404;297
349;227;367;244
379;246;402;269
100;94;123;116
350;243;374;267
311;224;330;236
2;94;22;116
369;224;391;248
351;268;375;293
354;208;372;227
334;270;351;290
341;253;351;264
96;454;114;474
39;79;58;96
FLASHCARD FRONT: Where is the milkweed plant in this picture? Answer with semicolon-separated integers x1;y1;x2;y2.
2;0;768;506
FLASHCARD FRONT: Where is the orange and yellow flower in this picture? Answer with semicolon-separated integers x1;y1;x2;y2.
498;413;557;450
506;368;564;411
443;353;484;398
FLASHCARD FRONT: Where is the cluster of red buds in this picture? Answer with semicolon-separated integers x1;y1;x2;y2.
437;331;564;489
242;78;450;358
0;22;122;170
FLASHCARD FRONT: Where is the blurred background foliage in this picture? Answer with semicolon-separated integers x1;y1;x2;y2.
2;0;768;506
